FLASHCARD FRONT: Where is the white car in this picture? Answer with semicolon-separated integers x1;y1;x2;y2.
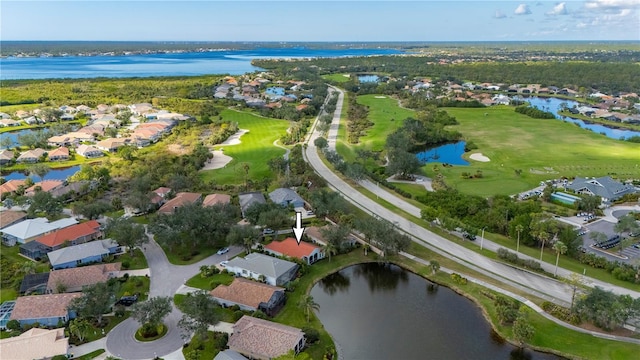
217;247;230;255
220;260;229;268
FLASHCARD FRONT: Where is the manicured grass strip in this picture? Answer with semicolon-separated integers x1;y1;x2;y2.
0;288;17;303
185;272;234;291
355;94;414;152
71;349;105;360
199;109;288;185
160;244;218;265
113;249;148;270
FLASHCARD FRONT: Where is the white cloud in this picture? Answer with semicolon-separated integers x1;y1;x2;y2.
514;4;532;15
584;0;640;10
546;2;569;15
494;10;507;19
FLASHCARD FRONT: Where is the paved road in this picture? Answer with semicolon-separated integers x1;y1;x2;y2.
106;231;243;360
306;86;640;305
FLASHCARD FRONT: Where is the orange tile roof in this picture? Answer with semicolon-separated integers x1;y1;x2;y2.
26;180;64;194
264;237;320;259
48;146;70;158
158;192;201;214
0;210;27;229
0;179;26;195
202;193;231;207
36;220;101;247
210;278;284;308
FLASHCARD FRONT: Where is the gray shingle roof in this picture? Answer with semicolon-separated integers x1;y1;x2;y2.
268;188;304;206
226;253;297;279
47;239;118;267
238;192;266;214
567;176;637;201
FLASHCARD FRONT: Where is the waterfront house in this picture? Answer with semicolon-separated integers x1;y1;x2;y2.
96;138;126;152
0;328;69;359
48;146;70;161
228;316;305;360
46;263;121;293
16;148;46;163
1;217;78;246
0;149;14;165
9;293;81;327
224;253;298;286
48;135;72;147
76;144;104;158
0;179;26;197
47;238;119;269
210;278;286;316
25;180;64;197
264;237;324;265
0;119;21;127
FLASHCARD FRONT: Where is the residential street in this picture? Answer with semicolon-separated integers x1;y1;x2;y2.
306;86;640;305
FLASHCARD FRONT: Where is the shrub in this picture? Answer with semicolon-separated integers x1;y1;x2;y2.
302;326;320;343
233;310;245;322
121;261;130;270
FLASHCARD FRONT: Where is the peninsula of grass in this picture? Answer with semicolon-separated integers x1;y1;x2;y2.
421;106;640;197
199;109;288;185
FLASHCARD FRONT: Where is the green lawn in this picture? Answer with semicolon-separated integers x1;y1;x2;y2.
160;244;218;265
421;106;640;197
0;288;17;303
321;73;352;83
117;276;150;301
199;109;289;185
356;94;415;152
185;272;234;291
112;249;148;270
71;349;105;360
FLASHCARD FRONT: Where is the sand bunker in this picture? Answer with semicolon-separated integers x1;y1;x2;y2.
469;153;490;162
375;96;386;99
200;150;232;171
221;129;249;146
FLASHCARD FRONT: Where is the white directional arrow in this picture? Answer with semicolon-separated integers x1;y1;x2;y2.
292;212;305;245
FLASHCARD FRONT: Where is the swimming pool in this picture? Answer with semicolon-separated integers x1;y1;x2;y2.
551;192;581;205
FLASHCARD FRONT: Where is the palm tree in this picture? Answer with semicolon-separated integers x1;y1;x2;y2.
429;260;440;275
552;241;567;276
323;242;337;262
298;295;320;323
538;231;549;261
515;224;524;255
243;236;254;254
69;318;91;343
20;261;37;275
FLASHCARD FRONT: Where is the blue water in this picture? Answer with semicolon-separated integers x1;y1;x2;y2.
358;74;380;83
0;129;50;149
525;97;640;140
2;166;80;181
416;141;469;166
0;48;402;80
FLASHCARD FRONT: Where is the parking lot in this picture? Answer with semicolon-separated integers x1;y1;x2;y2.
581;219;640;263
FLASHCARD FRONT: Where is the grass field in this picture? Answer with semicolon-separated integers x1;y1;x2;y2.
421;106;640;197
322;73;352;83
199;109;289;185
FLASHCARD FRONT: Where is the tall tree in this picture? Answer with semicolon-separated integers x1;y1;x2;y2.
552;241;568;276
178;291;220;341
106;217;148;255
298;295;320;323
614;214;639;236
27;191;62;217
226;225;261;253
69;282;117;326
69;318;92;343
130;296;172;329
323;242;337;262
515;224;524;254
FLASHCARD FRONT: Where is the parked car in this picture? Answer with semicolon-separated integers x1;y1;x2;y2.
220;260;229;268
262;228;275;235
116;294;138;306
462;232;476;241
217;247;230;255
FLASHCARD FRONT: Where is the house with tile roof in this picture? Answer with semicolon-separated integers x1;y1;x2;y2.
567;176;638;202
25;180;64;197
0;149;14;165
0;119;21;127
20;220;102;260
224;253;298;286
47;135;72;147
228;316;305;360
0;210;27;230
158;192;202;214
48;238;119;269
0;327;69;359
0;179;26;197
46;263;121;293
203;193;232;207
9;293;81;327
76;144;104;158
264;238;324;265
95;138;126;152
268;188;305;208
16;148;46;163
214;350;249;360
48;146;70;161
210;278;285;316
1;217;79;246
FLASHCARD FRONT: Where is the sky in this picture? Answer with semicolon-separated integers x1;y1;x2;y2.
1;0;639;42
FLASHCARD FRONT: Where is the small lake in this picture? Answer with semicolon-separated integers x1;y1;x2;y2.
0;129;49;149
415;140;469;166
358;74;380;83
524;97;640;140
311;263;560;360
2;166;80;181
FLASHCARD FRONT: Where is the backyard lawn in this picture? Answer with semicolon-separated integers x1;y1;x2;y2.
199;109;289;185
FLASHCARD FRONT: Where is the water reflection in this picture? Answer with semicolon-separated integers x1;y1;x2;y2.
351;262;408;293
318;271;351;296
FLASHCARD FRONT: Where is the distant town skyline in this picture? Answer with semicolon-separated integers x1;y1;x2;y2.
2;1;639;42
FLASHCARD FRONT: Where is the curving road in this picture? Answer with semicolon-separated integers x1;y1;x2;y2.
305;86;640;305
106;231;243;359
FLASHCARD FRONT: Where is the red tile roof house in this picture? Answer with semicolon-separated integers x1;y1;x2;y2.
202;193;231;207
157;192;202;214
210;278;286;316
9;293;81;327
25;180;64;197
46;263;121;293
19;220;102;260
0;328;69;360
228;316;306;360
0;179;26;197
48;146;70;161
264;237;325;265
